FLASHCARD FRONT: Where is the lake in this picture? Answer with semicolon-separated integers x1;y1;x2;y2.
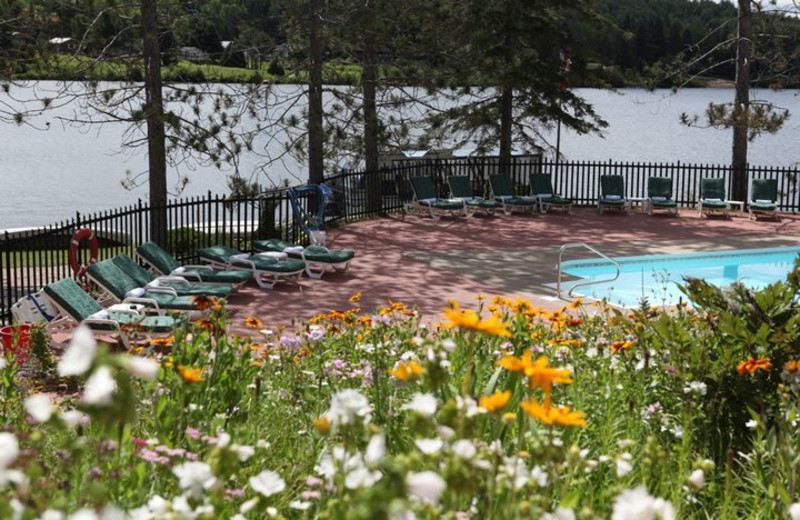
1;83;798;229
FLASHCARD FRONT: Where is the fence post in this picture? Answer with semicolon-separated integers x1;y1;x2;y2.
0;231;7;325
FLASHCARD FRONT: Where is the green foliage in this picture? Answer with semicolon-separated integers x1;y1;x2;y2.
167;227;207;258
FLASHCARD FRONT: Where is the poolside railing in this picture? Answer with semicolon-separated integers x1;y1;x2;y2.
1;159;798;324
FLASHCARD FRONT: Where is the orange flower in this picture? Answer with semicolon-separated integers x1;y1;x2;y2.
785;360;800;373
191;295;216;311
442;302;511;338
178;365;204;383
348;292;362;303
389;360;424;382
195;319;215;332
610;340;635;354
479;390;512;413
150;336;174;347
497;351;573;393
737;357;772;375
520;398;586;427
313;416;331;434
245;317;263;328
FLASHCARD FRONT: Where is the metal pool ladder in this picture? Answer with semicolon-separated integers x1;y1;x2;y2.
557;243;620;299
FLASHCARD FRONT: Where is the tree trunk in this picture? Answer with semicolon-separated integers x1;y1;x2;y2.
307;0;325;186
499;86;514;176
731;0;751;203
362;0;382;212
142;0;168;246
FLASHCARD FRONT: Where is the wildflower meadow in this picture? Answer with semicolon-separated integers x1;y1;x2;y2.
2;269;800;519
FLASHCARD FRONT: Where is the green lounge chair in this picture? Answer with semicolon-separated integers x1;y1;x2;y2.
197;245;306;289
447;175;502;216
111;253;234;297
488;173;538;215
252;239;355;279
135;242;252;287
698;178;730;218
43;277;182;348
749;178;780;220
408;175;467;220
87;259;208;316
528;173;572;214
598;175;631;214
645;177;678;216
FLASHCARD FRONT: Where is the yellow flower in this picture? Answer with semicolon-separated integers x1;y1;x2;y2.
349;291;362;303
178;365;204;384
245;317;263;328
479;390;512;413
442;302;511;338
389;360;424;382
520;398;586;427
610;340;635;354
568;298;583;310
497;352;573;393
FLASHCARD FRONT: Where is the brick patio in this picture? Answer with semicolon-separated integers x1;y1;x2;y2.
222;207;800;335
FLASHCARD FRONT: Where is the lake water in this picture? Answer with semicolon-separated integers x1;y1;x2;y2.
1;83;799;229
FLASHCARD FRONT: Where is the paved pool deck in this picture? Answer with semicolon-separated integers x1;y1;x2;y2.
221;207;800;335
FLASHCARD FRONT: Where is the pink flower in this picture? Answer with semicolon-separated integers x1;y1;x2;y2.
185;427;201;439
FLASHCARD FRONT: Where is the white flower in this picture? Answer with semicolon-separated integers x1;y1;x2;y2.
688;469;705;490
68;509;98;520
345;465;382;489
745;419;758;429
616;458;634;478
683;381;707;396
0;432;20;468
326;389;372;429
146;495;171;516
530;465;549;487
498;457;529;490
451;439;477;460
58;326;97;376
249;470;286;498
455;395;483;417
406;471;446;503
365;433;386;464
24;393;54;423
540;507;576;520
61;409;89;428
82;366;118;407
40;510;66;520
240;498;259;514
0;356;5;371
232;444;255;462
402;393;437;418
173;462;217;499
789;503;800;520
441;339;456;353
289;501;312;510
389;510;417;520
125;357;160;380
611;486;675;520
415;438;444;455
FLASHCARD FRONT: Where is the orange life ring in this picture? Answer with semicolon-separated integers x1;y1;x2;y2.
69;228;99;279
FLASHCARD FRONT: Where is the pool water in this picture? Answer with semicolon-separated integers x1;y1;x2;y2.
556;247;800;307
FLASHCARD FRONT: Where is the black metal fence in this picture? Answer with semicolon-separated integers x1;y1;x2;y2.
2;159;798;324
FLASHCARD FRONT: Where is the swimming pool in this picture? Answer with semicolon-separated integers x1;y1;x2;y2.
556;246;800;307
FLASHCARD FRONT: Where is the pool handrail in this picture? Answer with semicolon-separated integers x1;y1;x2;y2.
557;243;621;300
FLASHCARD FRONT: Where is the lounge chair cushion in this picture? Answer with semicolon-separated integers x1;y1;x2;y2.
198;245;306;273
702;199;728;208
87;260;203;311
136;242;252;284
253;239;356;264
111;254;232;297
751;201;777;210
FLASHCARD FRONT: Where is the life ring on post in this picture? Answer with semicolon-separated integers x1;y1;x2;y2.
69;228;99;280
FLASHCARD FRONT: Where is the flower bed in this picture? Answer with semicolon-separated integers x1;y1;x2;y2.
1;274;800;519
